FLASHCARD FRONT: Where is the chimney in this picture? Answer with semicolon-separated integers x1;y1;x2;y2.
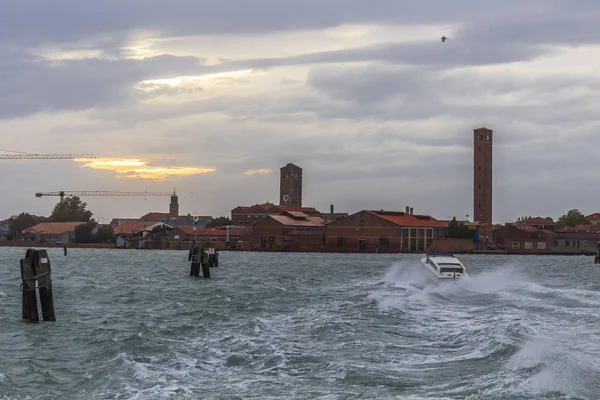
405;206;410;214
330;204;334;214
410;207;414;215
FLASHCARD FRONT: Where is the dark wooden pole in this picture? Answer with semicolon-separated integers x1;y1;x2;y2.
20;257;39;322
32;250;56;322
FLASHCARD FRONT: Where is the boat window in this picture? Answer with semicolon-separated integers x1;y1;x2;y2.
440;267;464;273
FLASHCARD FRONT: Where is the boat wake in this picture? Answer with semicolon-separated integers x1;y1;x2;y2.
366;259;600;399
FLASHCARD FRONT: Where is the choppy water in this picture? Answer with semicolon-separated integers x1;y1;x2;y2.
1;248;600;399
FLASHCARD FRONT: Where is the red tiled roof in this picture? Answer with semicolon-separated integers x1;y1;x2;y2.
284;211;309;218
509;223;538;232
273;205;321;214
267;215;325;227
173;227;247;237
523;217;554;225
113;221;171;235
585;213;600;220
141;213;211;220
22;222;85;235
366;210;447;228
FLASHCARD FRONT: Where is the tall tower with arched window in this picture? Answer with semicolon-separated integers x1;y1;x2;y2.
169;189;179;216
279;163;302;207
474;127;493;227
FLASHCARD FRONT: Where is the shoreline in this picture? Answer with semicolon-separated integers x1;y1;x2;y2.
0;241;595;256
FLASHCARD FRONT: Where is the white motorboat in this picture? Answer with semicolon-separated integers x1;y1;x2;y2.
421;253;468;279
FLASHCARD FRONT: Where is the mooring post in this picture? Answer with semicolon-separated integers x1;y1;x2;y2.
211;250;219;268
20;254;39;322
64;245;67;256
32;250;55;321
201;249;211;278
190;245;200;276
188;243;194;262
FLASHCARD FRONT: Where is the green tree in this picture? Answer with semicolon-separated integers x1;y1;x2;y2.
49;196;93;222
74;220;97;243
7;213;38;240
151;225;172;249
94;225;115;243
447;216;476;239
556;209;587;228
206;216;231;227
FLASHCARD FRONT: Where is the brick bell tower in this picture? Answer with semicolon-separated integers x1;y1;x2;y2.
169;189;179;216
474;127;493;227
279;163;302;207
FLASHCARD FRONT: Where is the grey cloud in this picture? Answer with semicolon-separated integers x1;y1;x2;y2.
304;64;600;127
0;54;202;118
0;0;555;47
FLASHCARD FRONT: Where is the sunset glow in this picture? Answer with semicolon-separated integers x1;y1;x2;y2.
75;158;216;180
244;169;271;175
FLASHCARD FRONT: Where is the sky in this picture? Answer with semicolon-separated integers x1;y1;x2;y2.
1;0;599;224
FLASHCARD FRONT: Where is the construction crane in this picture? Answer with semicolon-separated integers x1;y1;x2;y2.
0;153;96;160
35;191;172;202
0;148;96;160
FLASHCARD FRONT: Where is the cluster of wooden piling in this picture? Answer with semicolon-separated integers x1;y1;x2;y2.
188;243;219;278
20;249;55;322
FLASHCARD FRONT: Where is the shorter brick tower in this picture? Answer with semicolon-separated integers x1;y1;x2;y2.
474;127;493;227
279;163;302;207
169;190;179;216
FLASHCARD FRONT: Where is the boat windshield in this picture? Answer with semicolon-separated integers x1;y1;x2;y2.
439;266;464;273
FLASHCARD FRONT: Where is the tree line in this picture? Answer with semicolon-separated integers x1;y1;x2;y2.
5;196;232;243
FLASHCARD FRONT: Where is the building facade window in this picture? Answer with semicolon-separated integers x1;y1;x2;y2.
524;241;533;249
260;236;267;248
553;240;558;248
337;237;345;247
512;241;520;249
379;237;390;247
268;236;276;247
537;242;546;249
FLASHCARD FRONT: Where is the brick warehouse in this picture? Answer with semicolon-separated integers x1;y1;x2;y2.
243;211;326;252
325;210;448;253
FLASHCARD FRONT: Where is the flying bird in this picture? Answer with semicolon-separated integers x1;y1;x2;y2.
441;36;448;42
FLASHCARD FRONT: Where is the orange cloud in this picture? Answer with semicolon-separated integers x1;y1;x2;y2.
244;169;270;175
75;158;216;180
